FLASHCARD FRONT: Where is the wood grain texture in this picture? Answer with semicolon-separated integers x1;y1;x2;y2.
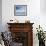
7;23;34;46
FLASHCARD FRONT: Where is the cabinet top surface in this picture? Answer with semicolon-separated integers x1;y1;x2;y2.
7;23;34;25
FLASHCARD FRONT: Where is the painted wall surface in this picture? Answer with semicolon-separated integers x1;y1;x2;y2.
40;0;46;31
0;0;2;32
2;0;46;46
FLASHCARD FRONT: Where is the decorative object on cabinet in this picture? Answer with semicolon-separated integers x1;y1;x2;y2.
8;19;19;23
25;20;30;23
14;5;27;16
7;23;34;46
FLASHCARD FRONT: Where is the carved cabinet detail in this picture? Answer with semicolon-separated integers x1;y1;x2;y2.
7;23;34;46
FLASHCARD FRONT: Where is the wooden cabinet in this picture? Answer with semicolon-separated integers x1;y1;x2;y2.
7;23;34;46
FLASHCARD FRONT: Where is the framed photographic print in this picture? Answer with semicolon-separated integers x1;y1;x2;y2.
14;5;27;16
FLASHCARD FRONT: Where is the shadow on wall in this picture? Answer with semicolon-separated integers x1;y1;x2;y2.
0;0;2;32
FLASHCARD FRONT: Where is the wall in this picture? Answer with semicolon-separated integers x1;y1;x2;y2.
2;0;45;46
40;0;46;31
40;0;46;13
0;0;2;32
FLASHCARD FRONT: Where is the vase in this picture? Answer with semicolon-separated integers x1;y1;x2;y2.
39;40;45;46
